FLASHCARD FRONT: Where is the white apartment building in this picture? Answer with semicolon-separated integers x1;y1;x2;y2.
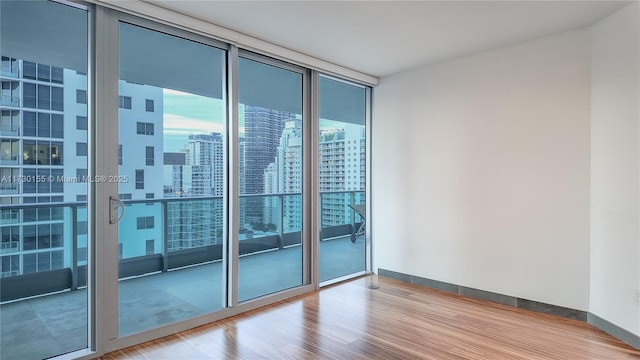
263;119;302;232
0;56;165;276
318;123;366;228
166;133;224;249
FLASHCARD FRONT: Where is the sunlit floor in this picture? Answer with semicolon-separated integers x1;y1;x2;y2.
0;236;365;360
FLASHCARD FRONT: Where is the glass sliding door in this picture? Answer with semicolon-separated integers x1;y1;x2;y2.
116;22;226;336
237;56;305;301
318;75;368;283
0;1;91;359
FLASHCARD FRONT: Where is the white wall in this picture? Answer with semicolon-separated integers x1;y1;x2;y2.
373;29;592;310
590;2;640;336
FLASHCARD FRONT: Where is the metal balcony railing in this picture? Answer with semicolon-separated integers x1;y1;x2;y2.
0;124;20;135
0;95;20;107
0;190;365;302
0;65;19;78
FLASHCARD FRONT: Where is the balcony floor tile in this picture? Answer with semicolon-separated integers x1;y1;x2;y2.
0;236;365;360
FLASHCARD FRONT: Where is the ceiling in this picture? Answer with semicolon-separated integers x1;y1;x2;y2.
146;0;631;78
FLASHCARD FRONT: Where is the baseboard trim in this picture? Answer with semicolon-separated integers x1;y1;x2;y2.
378;268;640;350
588;312;640;350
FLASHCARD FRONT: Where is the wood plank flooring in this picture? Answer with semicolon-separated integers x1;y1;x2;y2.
100;275;640;359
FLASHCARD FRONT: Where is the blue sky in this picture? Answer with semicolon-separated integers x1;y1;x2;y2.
163;88;226;152
161;88;353;153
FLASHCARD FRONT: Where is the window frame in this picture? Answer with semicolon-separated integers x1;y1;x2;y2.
16;7;374;357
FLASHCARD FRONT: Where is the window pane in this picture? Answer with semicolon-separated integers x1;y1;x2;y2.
51;86;63;111
51;169;63;193
23;254;36;274
118;95;132;109
23;61;36;80
238;57;303;302
76;168;87;180
23;83;36;108
23;111;36;136
37;168;50;193
51;250;64;269
77;221;87;236
37;112;50;137
145;146;154;165
37;84;50;110
118;22;226;336
76;115;87;130
318;76;368;283
51;223;63;247
145;239;154;255
0;2;90;357
51;67;64;84
135;169;144;189
51;142;63;165
23;226;36;250
76;89;87;104
37;252;50;271
37;224;51;249
76;142;87;156
51;114;63;138
37;63;50;82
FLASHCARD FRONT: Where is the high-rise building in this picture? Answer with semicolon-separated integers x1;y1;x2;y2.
166;132;224;249
184;133;224;196
243;105;296;225
263;119;302;232
318;124;366;228
0;56;165;276
115;81;164;258
163;151;186;196
0;57;78;277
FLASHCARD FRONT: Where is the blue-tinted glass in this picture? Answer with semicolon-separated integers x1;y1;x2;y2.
51;114;63;138
22;167;36;192
51;86;63;111
23;226;36;250
318;76;367;283
51;67;63;84
238;57;303;302
23;83;36;108
37;113;50;137
0;1;89;357
118;22;226;336
37;252;50;271
23;254;36;273
23;111;36;136
23;61;36;80
37;84;50;110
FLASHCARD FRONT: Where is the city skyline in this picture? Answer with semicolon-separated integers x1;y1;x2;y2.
0;55;366;277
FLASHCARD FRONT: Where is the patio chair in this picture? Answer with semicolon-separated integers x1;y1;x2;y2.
347;203;366;242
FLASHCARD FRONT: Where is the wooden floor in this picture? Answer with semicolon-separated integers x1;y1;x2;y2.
101;275;640;359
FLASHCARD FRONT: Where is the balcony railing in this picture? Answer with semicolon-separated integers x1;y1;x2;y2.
0;190;364;302
0;154;19;165
0;95;20;107
0;124;19;136
0;65;19;78
0;180;19;196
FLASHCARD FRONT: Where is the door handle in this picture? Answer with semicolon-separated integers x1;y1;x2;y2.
109;196;125;224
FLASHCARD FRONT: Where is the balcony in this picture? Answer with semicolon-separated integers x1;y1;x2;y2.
0;95;19;108
0;191;365;360
0;124;19;137
0;154;19;166
0;64;19;78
